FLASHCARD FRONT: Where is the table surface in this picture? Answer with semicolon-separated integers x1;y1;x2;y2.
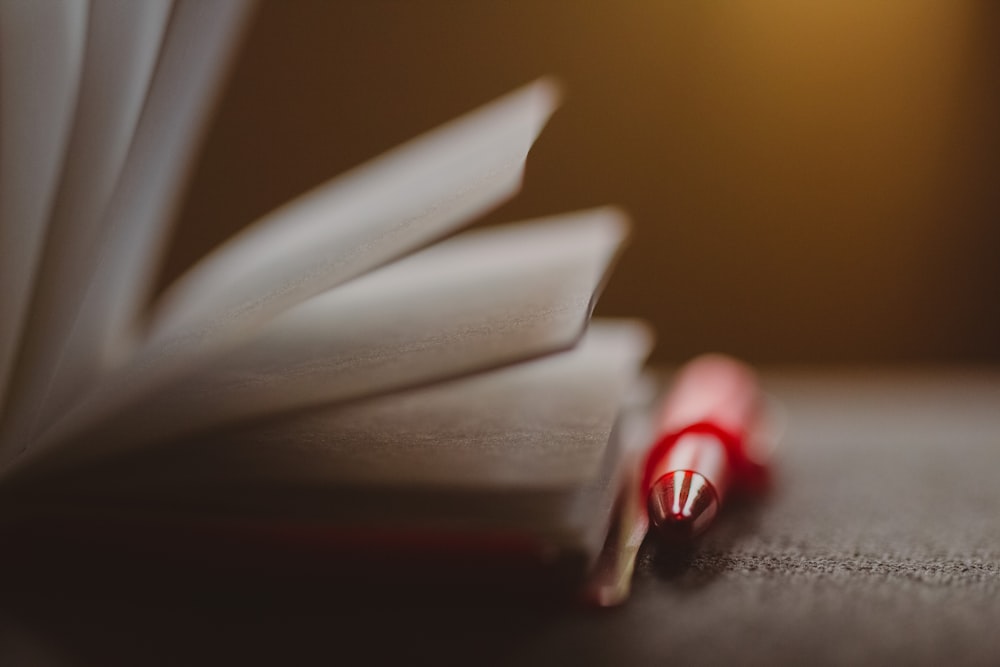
2;369;999;666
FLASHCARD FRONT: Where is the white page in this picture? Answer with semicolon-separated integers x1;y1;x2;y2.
8;320;653;560
145;78;560;349
0;0;254;462
84;0;255;365
28;209;629;466
127;77;562;411
229;318;654;489
27;319;653;495
2;76;560;470
0;0;173;455
0;0;87;421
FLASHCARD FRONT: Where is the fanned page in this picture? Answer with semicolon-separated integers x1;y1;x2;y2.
2;0;173;441
0;3;659;569
26;209;629;473
0;0;87;420
0;0;254;463
9;78;561;471
144;79;559;347
26;320;653;553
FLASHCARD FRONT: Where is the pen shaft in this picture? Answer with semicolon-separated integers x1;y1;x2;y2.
657;355;760;443
645;354;765;541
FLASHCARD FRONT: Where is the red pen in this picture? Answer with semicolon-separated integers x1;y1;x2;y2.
642;354;772;542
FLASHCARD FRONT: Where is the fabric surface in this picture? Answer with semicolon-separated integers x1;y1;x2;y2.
619;370;1000;665
1;370;998;665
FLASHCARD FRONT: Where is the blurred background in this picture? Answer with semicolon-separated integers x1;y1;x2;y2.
160;0;1000;365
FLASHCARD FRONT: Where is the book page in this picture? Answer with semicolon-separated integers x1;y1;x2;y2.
144;78;560;349
15;320;653;555
0;0;254;462
224;318;651;488
4;320;651;557
28;210;629;465
0;1;87;421
0;0;173;459
3;77;560;469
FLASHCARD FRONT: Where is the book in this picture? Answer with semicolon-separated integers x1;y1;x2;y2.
0;2;654;596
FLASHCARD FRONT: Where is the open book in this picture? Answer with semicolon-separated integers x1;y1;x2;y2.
0;2;653;594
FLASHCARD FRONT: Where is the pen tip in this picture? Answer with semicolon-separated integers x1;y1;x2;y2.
647;471;720;542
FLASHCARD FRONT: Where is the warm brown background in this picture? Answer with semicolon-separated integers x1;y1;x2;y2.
161;0;1000;364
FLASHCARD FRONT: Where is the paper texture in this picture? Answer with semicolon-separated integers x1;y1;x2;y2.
0;0;254;462
0;0;87;419
13;78;561;466
18;320;653;556
36;210;627;459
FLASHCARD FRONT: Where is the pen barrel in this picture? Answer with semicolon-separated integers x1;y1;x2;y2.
644;354;768;495
657;354;761;443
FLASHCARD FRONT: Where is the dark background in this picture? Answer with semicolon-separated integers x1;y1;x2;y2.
161;0;1000;365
